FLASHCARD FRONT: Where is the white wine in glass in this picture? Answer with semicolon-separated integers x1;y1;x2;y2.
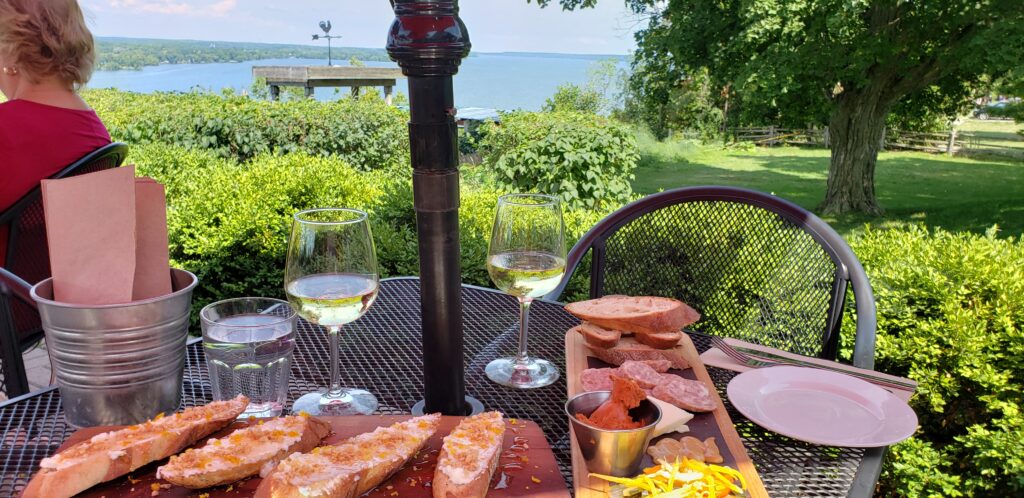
485;193;566;388
285;208;380;415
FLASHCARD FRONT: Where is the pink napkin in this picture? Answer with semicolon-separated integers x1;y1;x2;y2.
700;337;917;403
41;166;172;305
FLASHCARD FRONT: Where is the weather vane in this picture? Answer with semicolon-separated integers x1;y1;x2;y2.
312;20;341;66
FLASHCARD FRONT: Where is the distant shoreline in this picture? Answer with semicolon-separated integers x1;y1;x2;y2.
96;36;627;71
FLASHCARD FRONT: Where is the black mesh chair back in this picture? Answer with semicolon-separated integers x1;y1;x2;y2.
0;142;128;397
546;186;877;369
1;268;36;398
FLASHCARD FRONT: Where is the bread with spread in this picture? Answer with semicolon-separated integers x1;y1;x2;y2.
432;411;505;498
255;413;441;498
23;395;249;498
157;413;330;488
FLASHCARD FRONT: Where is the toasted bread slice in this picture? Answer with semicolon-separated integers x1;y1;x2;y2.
634;330;683;349
24;395;249;498
573;322;622;348
157;414;331;489
565;296;700;334
433;412;504;498
254;414;441;498
586;336;690;370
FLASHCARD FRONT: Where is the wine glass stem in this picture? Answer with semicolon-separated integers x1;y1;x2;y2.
327;325;344;398
515;297;533;366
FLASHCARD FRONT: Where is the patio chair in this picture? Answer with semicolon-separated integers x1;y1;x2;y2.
0;268;36;398
546;186;877;370
0;142;128;398
1;141;129;285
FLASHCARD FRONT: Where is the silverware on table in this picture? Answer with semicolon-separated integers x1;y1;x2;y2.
709;336;915;391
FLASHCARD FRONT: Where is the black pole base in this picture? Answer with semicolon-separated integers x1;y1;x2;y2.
411;396;484;416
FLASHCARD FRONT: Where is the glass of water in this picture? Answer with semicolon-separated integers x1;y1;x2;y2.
201;297;297;418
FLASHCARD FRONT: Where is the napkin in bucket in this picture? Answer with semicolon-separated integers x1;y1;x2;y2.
41;165;172;304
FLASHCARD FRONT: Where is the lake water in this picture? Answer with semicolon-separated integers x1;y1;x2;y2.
89;53;624;111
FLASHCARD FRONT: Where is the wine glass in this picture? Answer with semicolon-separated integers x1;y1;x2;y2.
285;208;380;415
485;193;566;388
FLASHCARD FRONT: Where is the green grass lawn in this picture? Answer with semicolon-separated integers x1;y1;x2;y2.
632;133;1024;238
959;118;1024;150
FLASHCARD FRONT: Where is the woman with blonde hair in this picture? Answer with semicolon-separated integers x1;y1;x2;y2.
0;0;110;264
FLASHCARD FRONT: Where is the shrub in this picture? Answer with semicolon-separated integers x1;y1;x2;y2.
477;111;639;210
84;89;409;170
542;83;603;114
127;145;614;323
843;226;1024;497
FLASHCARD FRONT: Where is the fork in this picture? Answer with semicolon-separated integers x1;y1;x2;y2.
708;336;914;391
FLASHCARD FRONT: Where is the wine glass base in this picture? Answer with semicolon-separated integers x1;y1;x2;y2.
486;357;559;389
411;396;485;416
291;388;378;416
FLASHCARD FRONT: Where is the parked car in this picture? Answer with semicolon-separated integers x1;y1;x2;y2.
974;101;1009;120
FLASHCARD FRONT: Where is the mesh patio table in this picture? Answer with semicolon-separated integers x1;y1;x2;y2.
0;277;884;497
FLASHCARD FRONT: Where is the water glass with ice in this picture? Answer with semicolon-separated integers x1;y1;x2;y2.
201;297;297;418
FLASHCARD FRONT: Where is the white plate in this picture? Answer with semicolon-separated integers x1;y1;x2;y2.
726;366;918;447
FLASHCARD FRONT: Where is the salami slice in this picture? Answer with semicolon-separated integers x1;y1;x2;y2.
639;359;673;373
580;368;617;392
652;376;716;412
617;360;664;389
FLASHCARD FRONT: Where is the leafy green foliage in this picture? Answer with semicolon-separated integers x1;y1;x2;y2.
84;88;409;170
95;37;389;71
550;0;1024;213
844;226;1024;497
128;143;608;324
542;83;603;114
477;111;639;209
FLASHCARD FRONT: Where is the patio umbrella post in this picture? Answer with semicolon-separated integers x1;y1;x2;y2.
387;0;479;416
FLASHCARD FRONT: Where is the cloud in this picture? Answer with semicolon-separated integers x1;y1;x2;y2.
107;0;236;17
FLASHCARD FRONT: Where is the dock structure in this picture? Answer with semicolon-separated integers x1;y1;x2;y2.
252;66;405;104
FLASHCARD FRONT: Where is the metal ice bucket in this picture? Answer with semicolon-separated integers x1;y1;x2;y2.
30;269;197;427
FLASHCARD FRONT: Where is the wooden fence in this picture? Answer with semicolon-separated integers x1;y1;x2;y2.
731;127;979;155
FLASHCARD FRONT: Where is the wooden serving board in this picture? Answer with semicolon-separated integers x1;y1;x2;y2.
47;415;569;498
566;331;769;498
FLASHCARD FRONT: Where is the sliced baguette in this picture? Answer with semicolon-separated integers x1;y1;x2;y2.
24;395;249;498
157;414;330;488
573;322;622;349
432;411;504;498
633;330;683;349
565;296;700;334
586;336;690;370
254;414;441;498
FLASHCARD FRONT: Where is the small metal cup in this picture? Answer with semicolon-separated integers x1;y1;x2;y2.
566;391;662;477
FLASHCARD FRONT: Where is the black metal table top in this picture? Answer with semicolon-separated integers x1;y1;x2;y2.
0;277;879;497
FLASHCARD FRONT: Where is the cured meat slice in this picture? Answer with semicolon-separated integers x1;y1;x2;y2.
585;337;690;370
580;368;617;392
617;360;664;389
652;376;716;413
639;359;673;373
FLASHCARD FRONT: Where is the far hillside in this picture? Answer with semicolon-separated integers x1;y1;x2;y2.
95;37;391;70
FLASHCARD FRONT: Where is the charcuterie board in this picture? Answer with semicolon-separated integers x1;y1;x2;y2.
566;330;769;498
45;416;569;498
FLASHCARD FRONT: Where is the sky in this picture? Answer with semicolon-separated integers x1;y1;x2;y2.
80;0;643;55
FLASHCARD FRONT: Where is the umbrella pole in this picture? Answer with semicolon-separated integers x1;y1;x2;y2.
387;0;479;416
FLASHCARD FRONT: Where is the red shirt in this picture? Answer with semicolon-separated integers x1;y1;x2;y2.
0;99;111;266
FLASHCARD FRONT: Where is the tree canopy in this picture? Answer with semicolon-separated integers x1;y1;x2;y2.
539;0;1024;213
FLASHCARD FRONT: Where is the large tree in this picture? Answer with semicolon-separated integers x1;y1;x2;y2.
538;0;1024;214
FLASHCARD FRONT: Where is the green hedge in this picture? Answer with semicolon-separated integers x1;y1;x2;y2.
84;89;409;170
845;226;1024;497
478;111;639;210
128;144;609;323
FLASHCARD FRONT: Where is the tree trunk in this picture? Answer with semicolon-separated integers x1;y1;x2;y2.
820;90;892;215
